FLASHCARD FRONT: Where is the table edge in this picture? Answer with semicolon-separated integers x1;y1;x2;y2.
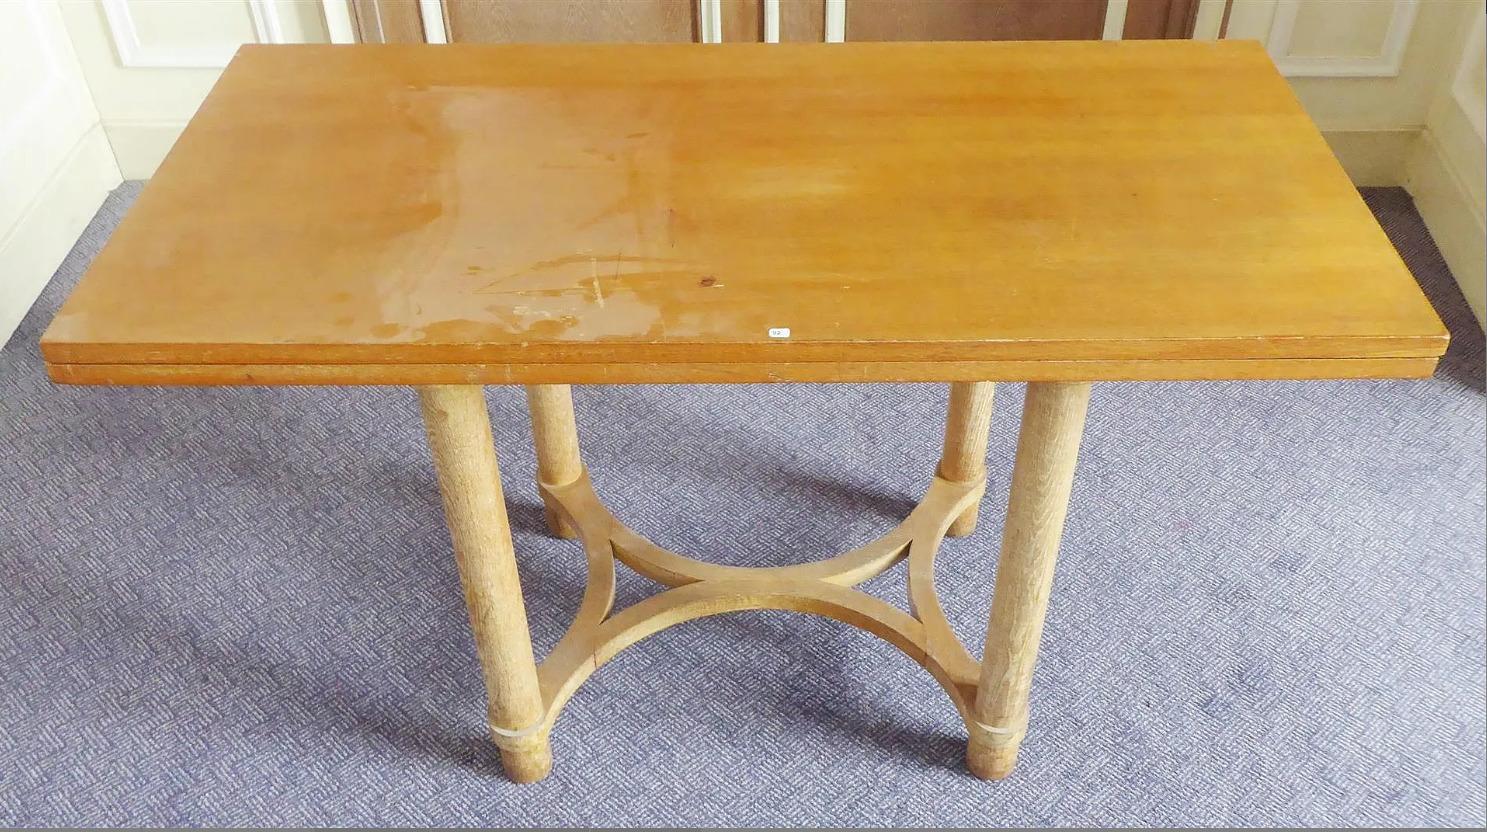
44;356;1439;386
38;329;1450;366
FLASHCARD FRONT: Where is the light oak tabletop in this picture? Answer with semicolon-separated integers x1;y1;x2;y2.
42;41;1448;385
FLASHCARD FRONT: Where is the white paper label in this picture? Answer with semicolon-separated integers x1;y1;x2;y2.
768;327;791;339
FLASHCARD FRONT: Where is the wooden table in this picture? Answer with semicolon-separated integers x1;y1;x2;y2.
42;42;1447;783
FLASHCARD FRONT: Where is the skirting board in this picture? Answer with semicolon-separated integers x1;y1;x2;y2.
1320;129;1419;187
1406;129;1487;327
0;125;122;349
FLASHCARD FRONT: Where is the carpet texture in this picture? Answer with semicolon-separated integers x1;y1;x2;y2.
0;184;1483;827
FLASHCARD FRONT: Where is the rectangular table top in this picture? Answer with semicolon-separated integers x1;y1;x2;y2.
42;41;1447;386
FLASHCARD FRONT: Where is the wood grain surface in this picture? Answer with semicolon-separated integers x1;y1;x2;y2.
41;42;1447;385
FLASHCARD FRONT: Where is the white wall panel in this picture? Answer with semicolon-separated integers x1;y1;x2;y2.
1230;0;1472;140
61;0;331;177
1;0;122;345
1408;6;1486;326
1285;0;1395;59
1268;0;1418;77
100;0;268;68
1452;14;1486;142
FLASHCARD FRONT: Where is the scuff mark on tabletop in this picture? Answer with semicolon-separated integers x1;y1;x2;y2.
590;255;607;308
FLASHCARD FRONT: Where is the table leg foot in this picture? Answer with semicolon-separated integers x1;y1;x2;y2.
966;739;1019;780
938;382;996;537
967;381;1091;780
499;742;554;784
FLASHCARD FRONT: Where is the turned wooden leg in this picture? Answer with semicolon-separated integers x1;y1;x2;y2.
419;385;552;783
524;384;584;539
966;381;1091;780
937;381;996;537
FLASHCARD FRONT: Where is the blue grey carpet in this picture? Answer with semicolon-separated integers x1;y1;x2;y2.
0;184;1483;827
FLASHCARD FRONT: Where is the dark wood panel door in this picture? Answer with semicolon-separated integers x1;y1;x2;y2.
445;0;698;43
718;0;825;41
349;0;426;43
1124;0;1202;39
780;0;827;41
844;0;1109;41
769;0;1203;43
721;0;763;41
351;1;1205;45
